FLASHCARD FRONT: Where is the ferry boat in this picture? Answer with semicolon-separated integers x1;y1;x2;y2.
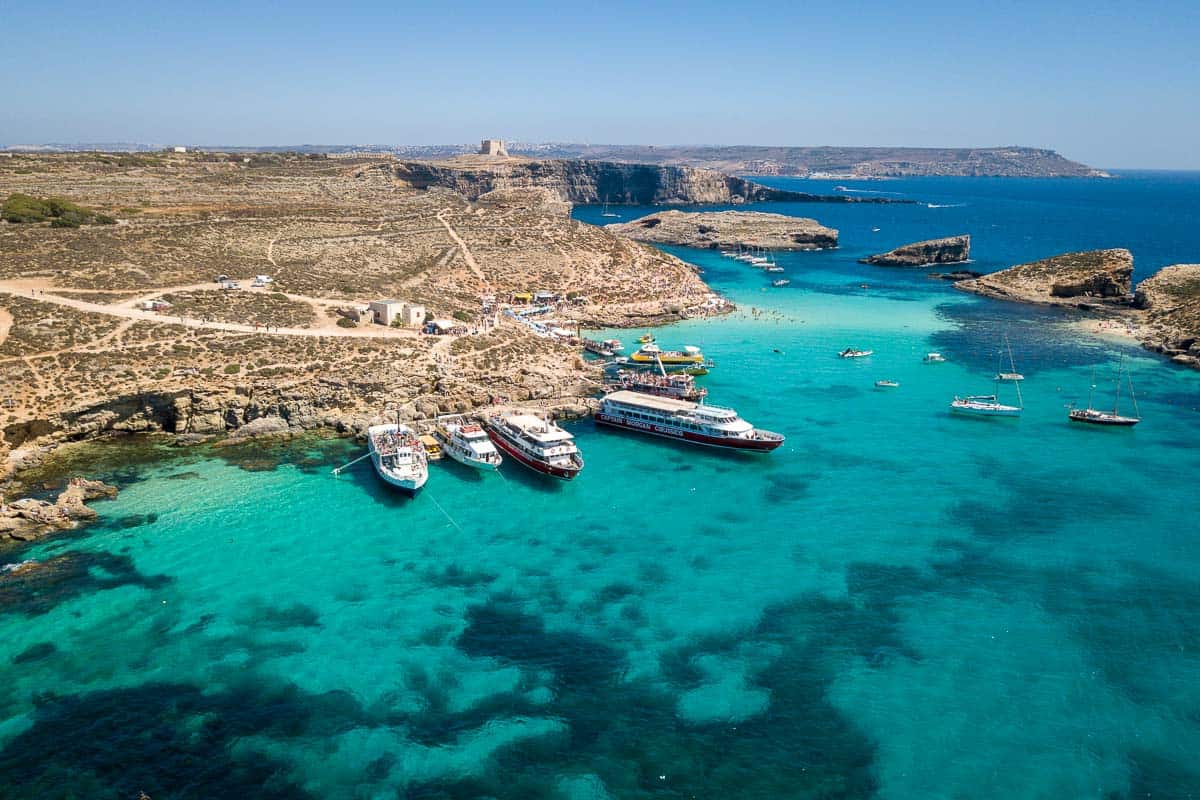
629;343;706;366
367;423;428;494
603;338;624;353
485;411;584;480
582;339;616;357
606;368;707;401
435;415;503;470
839;347;873;359
595;390;784;452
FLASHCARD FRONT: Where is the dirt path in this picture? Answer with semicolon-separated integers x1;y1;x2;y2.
0;307;12;351
0;280;420;341
436;209;488;287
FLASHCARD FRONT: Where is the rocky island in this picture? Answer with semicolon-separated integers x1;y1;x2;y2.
0;151;731;487
955;248;1133;307
605;210;838;250
955;248;1200;369
860;235;970;266
1133;264;1200;366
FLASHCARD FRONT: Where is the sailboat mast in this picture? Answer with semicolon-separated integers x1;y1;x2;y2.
1113;357;1123;414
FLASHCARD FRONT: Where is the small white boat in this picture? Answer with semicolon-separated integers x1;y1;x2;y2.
771;278;791;287
367;422;428;493
602;338;624;353
923;352;946;363
766;265;785;273
839;348;874;359
435;416;503;470
874;380;900;389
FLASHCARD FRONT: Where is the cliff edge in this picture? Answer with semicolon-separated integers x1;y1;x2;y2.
389;158;908;206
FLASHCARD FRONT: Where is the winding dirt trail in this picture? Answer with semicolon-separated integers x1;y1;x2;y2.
436;209;488;287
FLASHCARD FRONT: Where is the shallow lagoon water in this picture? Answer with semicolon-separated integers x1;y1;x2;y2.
3;175;1200;798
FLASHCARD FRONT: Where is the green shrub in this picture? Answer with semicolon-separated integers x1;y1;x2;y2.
336;317;357;328
452;310;473;322
2;192;110;225
223;363;241;374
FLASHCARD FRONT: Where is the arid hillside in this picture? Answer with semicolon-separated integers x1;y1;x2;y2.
0;152;722;481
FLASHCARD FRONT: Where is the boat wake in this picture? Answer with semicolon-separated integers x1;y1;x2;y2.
926;203;966;208
838;187;906;196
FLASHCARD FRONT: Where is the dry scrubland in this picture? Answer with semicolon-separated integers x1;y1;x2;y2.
0;152;713;479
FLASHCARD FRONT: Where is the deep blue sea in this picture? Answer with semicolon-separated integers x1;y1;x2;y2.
3;173;1200;799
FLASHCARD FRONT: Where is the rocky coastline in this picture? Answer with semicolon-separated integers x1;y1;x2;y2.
860;235;970;266
389;157;912;206
955;249;1200;369
605;210;838;250
1;477;116;545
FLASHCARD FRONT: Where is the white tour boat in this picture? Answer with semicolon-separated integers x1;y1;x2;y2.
435;415;503;470
923;352;946;363
596;390;784;452
839;347;874;358
367;422;429;493
485;411;584;480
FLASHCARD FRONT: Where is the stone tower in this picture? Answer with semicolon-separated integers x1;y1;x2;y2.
479;139;508;157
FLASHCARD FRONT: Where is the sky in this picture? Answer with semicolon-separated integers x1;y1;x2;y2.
1;0;1198;168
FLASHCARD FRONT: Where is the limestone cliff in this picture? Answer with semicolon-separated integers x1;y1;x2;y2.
1132;264;1200;367
389;158;906;206
860;235;970;266
606;210;837;250
955;249;1133;307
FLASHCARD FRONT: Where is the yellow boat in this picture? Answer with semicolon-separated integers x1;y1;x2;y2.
628;343;706;366
418;433;443;460
637;332;655;344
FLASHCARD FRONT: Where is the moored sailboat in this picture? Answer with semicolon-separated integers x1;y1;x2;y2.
1069;359;1141;426
951;336;1024;417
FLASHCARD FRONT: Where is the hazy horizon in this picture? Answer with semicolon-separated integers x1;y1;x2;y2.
3;0;1197;169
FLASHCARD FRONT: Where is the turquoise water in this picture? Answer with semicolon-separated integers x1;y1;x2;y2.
3;175;1200;798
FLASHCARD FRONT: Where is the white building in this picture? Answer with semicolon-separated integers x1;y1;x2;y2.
369;299;405;326
400;303;426;327
173;146;188;153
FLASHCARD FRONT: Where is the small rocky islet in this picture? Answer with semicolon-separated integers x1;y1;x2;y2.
860;234;971;266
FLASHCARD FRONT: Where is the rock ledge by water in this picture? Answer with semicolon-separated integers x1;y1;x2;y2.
606;210;838;250
861;235;970;266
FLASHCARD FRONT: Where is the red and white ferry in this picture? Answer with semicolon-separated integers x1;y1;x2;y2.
595;390;784;452
485;411;584;480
